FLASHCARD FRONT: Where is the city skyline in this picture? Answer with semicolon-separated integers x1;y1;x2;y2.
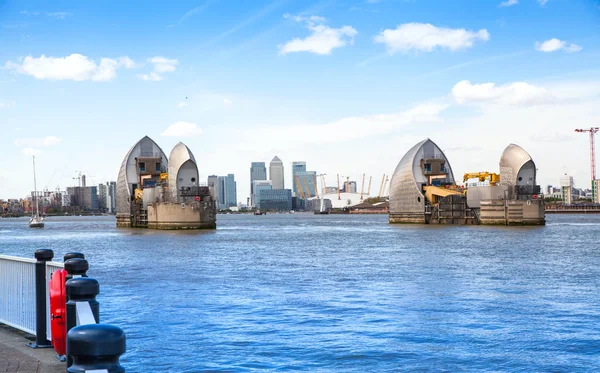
2;0;599;200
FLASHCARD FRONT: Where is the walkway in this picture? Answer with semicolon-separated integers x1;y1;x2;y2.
0;325;63;373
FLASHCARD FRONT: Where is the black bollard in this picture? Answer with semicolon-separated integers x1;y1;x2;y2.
67;324;126;373
66;277;100;368
64;258;89;280
28;249;54;349
63;252;85;262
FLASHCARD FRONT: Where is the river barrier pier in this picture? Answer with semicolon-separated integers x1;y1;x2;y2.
0;250;126;372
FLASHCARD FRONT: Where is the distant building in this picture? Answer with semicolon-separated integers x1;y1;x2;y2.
107;181;116;213
295;171;317;197
250;162;267;206
560;175;574;205
259;189;292;212
81;175;87;187
218;174;237;209
207;175;219;203
98;184;108;212
67;186;98;211
594;179;600;203
253;180;272;208
269;156;285;189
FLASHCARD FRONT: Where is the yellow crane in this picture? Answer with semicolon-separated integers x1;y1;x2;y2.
303;178;312;198
294;175;305;199
463;172;500;185
360;174;366;201
313;174;320;199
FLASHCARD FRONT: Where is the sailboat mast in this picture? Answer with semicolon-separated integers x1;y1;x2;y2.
33;156;39;218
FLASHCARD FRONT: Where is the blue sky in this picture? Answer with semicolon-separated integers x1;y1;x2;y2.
1;0;599;200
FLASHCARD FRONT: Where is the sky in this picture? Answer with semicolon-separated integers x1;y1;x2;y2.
1;0;599;201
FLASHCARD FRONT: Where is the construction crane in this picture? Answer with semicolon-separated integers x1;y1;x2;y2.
337;174;341;200
377;174;386;197
367;176;372;196
360;174;366;201
575;127;600;202
294;175;305;199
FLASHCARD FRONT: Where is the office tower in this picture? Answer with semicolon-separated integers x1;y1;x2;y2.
252;180;272;208
218;174;237;209
250;162;267;206
269;156;284;189
291;161;307;196
295;171;317;197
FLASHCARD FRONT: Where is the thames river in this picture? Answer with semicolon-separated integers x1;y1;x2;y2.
1;214;599;372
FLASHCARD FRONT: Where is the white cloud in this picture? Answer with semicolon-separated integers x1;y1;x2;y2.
374;23;490;54
139;72;162;81
119;56;135;68
279;14;357;55
4;54;135;81
139;56;178;81
46;12;70;19
223;98;232;107
248;103;448;145
14;136;62;147
499;0;518;7
535;38;582;53
161;121;203;137
452;80;554;106
149;56;178;72
22;148;41;156
538;0;548;6
177;101;188;108
0;100;16;109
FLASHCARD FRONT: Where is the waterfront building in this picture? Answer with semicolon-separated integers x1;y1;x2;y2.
259;189;292;212
269;156;285;189
346;181;357;193
207;175;219;204
594;180;600;203
252;180;272;209
250;162;267;206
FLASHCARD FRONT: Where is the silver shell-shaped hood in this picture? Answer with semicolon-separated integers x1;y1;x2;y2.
116;136;168;215
499;144;536;186
389;139;455;215
167;142;199;203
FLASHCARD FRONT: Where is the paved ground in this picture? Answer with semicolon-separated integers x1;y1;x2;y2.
0;325;63;373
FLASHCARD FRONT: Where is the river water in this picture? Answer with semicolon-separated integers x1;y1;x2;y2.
1;214;599;372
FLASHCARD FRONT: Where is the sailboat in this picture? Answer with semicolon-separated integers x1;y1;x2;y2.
29;155;44;228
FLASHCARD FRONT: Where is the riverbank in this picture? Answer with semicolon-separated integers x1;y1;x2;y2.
0;324;63;373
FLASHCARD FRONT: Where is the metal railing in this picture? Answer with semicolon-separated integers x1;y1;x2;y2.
0;255;63;340
0;255;36;335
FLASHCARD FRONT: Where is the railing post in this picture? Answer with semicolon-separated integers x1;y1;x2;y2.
67;324;126;373
64;252;85;262
66;277;99;368
28;249;53;349
64;258;89;280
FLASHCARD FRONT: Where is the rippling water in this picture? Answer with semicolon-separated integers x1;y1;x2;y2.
1;214;599;372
